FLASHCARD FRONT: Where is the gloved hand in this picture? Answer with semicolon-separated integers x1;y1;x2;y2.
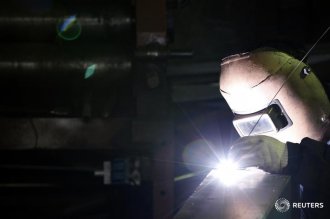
228;135;288;173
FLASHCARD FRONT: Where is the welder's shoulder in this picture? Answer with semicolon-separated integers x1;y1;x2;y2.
300;137;330;159
287;137;328;157
284;137;329;174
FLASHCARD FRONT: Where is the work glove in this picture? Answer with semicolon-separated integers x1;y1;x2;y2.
228;135;288;173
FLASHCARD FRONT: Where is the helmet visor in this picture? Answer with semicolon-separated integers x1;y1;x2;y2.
233;101;292;136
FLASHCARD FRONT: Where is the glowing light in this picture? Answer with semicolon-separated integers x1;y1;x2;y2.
84;64;96;79
214;159;267;187
57;15;82;41
182;139;218;172
60;15;77;32
215;159;244;186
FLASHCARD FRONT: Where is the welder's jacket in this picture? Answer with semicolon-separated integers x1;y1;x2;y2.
285;138;330;219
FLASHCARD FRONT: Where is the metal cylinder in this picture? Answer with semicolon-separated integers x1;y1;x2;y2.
0;1;133;42
0;44;131;81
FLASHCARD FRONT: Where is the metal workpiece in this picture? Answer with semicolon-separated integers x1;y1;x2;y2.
174;170;291;219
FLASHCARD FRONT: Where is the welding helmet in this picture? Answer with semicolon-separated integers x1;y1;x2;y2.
219;48;330;143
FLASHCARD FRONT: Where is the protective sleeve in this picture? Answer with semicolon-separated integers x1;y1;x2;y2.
285;137;330;218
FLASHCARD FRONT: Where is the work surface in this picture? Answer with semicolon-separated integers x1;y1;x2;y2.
175;169;291;219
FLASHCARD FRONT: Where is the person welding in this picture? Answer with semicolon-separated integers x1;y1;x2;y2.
219;48;330;218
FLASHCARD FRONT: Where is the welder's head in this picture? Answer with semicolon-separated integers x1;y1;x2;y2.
219;48;330;143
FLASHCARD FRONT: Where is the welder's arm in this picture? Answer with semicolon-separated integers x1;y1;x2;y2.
284;138;330;218
228;135;288;173
229;136;330;218
285;138;330;200
229;136;330;188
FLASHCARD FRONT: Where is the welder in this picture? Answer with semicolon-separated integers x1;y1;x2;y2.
219;48;330;218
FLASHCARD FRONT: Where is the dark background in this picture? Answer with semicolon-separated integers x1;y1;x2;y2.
0;0;329;218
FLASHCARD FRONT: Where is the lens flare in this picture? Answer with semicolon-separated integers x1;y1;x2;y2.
57;15;82;41
84;64;97;79
182;139;218;172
